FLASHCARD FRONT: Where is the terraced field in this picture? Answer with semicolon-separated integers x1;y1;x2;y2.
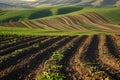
0;35;120;80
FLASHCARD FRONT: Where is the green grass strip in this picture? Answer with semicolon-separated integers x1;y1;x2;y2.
0;27;119;37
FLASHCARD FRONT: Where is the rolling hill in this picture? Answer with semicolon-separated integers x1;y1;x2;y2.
0;6;120;36
0;0;120;9
0;6;83;22
0;7;120;24
0;8;120;33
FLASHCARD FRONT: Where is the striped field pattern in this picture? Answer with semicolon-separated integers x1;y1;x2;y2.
0;12;120;33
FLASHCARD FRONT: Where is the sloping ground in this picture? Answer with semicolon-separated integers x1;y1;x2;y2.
0;35;120;80
0;0;120;9
0;7;120;24
76;7;120;24
0;12;120;33
0;6;83;22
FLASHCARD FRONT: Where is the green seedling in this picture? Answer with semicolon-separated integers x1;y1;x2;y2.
13;49;23;53
38;49;66;80
117;40;120;46
38;44;75;80
105;76;110;80
103;53;110;56
88;66;97;72
92;71;104;76
117;59;120;64
38;72;65;80
51;65;63;70
48;50;65;62
33;44;40;48
11;49;23;57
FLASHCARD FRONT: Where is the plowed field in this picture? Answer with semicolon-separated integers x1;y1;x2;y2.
1;12;120;33
0;35;120;80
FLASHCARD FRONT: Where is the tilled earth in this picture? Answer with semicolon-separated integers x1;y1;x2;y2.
0;35;120;80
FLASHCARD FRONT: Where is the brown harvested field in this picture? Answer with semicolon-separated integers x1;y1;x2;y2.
0;35;120;80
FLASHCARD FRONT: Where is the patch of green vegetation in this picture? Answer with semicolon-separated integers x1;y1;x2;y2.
0;39;16;48
0;27;118;37
0;43;41;64
0;10;8;16
117;40;120;46
84;62;105;77
92;71;104;76
117;59;120;64
105;77;110;80
11;49;23;57
38;43;76;80
0;49;23;63
38;72;65;80
13;49;23;53
48;50;65;62
0;73;5;79
38;50;65;80
33;44;40;49
103;52;110;56
89;67;105;76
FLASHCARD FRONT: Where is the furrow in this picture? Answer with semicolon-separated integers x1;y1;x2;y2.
25;36;80;80
0;36;46;56
98;35;120;80
0;36;62;71
60;35;88;80
106;35;120;59
0;37;51;69
0;36;40;50
0;36;70;80
0;37;17;43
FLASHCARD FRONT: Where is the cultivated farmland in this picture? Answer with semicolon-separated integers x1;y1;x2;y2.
0;6;120;80
0;35;120;80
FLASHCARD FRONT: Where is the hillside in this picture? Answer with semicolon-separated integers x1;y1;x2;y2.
0;6;120;36
69;7;120;24
0;0;120;8
0;7;120;24
0;11;120;33
0;6;83;22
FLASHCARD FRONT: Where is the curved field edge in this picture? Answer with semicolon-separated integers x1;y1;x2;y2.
69;7;120;24
39;7;120;24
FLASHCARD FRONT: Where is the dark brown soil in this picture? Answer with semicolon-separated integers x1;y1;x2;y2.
0;35;120;80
